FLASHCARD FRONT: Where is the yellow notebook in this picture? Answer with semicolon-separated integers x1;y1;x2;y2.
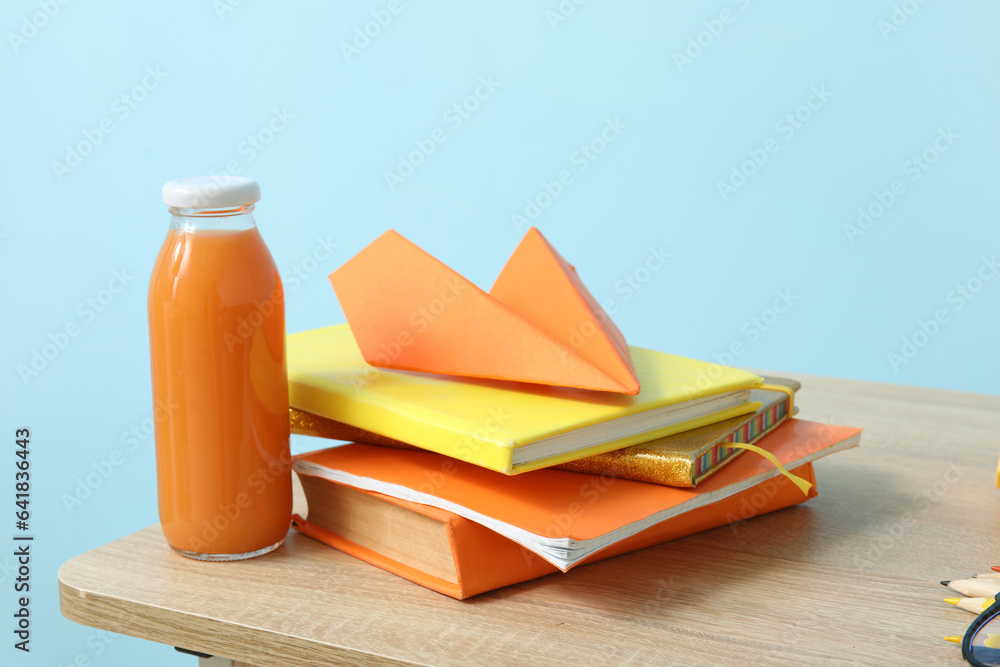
287;324;763;474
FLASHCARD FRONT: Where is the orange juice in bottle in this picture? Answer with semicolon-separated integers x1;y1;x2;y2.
148;176;292;560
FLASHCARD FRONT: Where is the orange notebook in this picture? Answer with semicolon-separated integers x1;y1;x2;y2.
293;463;816;599
294;419;861;575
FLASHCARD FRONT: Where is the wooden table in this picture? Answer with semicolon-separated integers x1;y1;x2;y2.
59;374;1000;666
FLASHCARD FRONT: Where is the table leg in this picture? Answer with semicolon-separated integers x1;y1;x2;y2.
197;657;260;667
198;658;232;667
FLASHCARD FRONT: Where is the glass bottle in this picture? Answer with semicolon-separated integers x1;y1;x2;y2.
148;176;292;561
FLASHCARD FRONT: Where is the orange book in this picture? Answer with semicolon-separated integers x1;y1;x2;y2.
293;463;817;600
293;419;861;596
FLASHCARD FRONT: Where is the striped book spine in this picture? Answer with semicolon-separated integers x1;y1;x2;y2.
692;398;790;481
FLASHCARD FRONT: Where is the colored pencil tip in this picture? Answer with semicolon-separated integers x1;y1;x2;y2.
945;636;962;644
945;598;962;606
941;580;952;586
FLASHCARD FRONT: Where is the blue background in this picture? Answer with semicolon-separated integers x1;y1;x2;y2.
2;1;998;665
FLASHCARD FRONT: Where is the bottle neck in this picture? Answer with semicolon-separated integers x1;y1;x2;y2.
168;203;257;232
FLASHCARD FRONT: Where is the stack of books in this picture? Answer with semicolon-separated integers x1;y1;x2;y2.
285;229;861;599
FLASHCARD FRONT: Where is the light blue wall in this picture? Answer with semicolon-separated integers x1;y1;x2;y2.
3;1;997;665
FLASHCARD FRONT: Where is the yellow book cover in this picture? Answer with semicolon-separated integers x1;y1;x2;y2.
287;324;763;474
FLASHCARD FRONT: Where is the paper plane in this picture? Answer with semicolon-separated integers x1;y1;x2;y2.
329;227;640;394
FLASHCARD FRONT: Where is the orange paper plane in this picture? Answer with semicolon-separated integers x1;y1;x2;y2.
329;228;640;394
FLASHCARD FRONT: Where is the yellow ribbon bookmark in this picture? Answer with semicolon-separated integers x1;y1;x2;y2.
725;442;813;495
757;383;796;415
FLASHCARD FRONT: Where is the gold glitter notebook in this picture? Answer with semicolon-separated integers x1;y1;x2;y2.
289;377;798;488
554;377;799;486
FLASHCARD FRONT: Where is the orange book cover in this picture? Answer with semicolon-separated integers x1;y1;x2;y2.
293;419;860;570
293;462;816;600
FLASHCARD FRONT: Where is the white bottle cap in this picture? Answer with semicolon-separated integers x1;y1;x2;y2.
162;176;261;209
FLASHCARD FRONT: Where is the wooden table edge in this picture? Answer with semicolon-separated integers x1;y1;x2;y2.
58;541;420;667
